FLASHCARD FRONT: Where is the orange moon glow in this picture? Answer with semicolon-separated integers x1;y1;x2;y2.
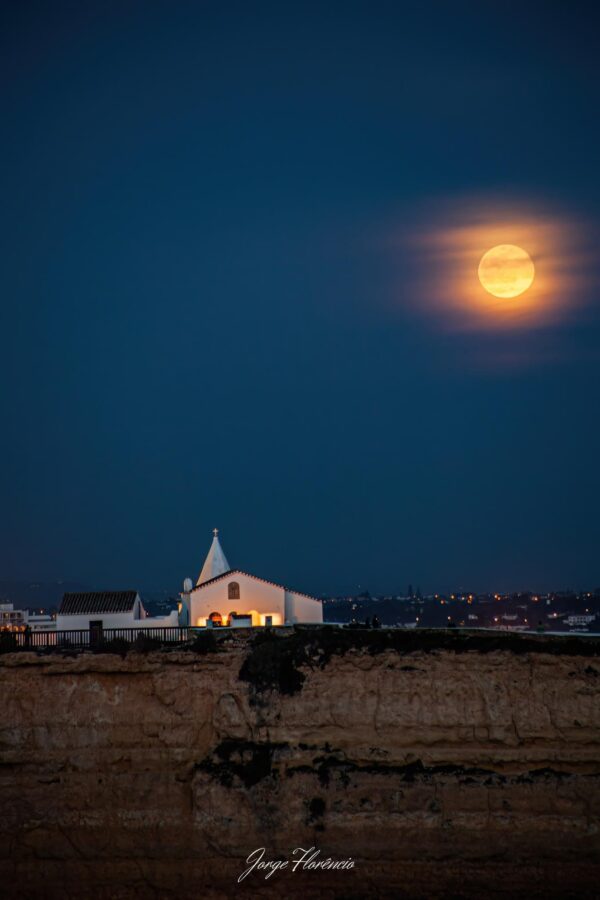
478;244;535;298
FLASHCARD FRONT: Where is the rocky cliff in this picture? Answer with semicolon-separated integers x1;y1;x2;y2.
1;628;599;899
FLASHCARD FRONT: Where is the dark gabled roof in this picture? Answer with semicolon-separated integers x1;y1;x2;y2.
190;569;320;603
59;591;139;615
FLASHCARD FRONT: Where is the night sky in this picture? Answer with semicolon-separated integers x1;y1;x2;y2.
2;2;600;596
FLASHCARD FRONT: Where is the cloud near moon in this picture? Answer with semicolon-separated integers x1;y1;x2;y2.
395;197;591;332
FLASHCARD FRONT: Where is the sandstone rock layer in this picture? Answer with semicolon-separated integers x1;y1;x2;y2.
1;631;599;898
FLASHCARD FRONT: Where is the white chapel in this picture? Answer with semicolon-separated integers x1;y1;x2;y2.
179;529;323;628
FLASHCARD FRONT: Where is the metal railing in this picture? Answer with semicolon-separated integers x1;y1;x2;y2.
0;626;194;651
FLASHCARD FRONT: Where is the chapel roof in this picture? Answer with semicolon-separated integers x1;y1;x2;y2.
197;528;230;585
191;568;321;603
59;590;139;615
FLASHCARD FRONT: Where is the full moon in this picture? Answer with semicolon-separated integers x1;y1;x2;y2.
478;244;535;298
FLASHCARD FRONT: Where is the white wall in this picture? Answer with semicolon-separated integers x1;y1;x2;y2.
188;572;323;626
140;610;179;628
55;610;139;631
284;590;323;624
178;594;190;626
190;573;285;627
56;599;179;632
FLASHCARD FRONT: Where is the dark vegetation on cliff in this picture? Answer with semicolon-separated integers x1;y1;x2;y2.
237;626;600;695
0;629;222;656
95;632;222;657
195;739;288;788
3;625;599;690
196;738;598;795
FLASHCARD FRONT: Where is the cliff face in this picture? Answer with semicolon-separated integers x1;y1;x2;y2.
1;630;599;899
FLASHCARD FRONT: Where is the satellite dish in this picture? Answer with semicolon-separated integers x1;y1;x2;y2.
183;577;193;593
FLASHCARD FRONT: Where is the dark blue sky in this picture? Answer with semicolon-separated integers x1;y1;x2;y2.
2;1;599;595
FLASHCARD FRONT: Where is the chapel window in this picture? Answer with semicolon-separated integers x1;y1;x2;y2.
228;581;240;601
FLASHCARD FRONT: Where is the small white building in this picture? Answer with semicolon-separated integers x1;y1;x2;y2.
0;603;55;632
179;529;323;628
26;612;56;632
0;603;27;630
56;591;178;633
